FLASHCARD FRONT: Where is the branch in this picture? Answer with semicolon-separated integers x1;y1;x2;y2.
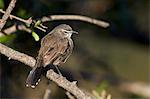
0;43;94;99
46;71;94;99
0;9;32;25
1;24;31;35
0;43;35;67
0;43;150;98
0;0;16;31
119;82;150;98
0;9;46;32
0;9;109;28
0;9;109;34
41;15;110;28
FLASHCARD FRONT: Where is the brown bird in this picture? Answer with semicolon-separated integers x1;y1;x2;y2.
26;24;78;88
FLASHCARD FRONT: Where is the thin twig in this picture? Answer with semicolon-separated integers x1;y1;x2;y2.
0;10;109;33
0;9;46;32
0;24;31;37
0;9;32;25
0;9;110;28
0;0;16;31
41;15;110;28
16;24;32;32
40;23;48;29
35;26;46;32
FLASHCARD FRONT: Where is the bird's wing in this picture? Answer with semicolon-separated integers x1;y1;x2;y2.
36;34;58;67
36;32;73;67
61;38;73;63
38;34;56;56
53;38;74;65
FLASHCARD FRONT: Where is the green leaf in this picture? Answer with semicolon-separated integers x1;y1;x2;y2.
0;0;4;8
32;31;39;41
34;20;41;27
0;34;16;43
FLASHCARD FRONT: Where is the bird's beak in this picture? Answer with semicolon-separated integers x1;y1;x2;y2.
71;30;78;34
63;29;78;34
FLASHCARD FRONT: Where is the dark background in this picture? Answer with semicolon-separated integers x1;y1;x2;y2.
0;0;149;99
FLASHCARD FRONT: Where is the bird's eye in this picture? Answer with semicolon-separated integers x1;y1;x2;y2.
62;29;72;34
62;29;68;33
64;31;68;33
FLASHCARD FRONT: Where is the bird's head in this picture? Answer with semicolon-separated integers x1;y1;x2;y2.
54;24;78;38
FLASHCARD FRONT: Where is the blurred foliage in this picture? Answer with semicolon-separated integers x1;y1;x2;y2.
0;34;16;43
0;0;4;8
32;31;40;41
92;90;111;99
0;0;149;99
96;80;109;93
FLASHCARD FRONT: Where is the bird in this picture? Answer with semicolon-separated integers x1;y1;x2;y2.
26;24;78;88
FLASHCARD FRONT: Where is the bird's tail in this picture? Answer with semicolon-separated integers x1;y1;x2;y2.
26;67;44;88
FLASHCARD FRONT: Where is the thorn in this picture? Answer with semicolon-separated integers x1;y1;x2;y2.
31;85;35;88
